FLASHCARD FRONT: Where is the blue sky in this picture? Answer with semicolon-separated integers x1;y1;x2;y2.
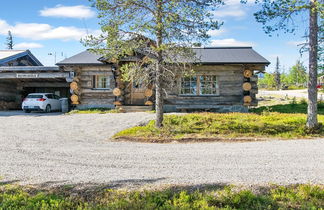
0;0;309;72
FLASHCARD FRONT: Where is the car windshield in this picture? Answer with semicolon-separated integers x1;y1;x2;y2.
26;95;43;98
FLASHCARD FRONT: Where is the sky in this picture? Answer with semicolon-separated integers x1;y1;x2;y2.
0;0;310;72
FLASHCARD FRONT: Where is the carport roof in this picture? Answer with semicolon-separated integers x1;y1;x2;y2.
0;66;59;72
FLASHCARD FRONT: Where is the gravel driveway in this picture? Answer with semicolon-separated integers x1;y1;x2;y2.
259;89;324;99
0;111;323;188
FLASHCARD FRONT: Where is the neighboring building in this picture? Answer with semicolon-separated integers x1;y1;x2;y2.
0;50;72;110
57;47;270;112
0;50;43;66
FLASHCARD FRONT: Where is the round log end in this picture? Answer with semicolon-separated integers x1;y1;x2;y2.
113;88;122;96
70;81;78;91
145;101;153;106
144;89;153;97
113;101;122;106
242;82;252;91
243;95;252;104
243;69;253;78
70;94;79;103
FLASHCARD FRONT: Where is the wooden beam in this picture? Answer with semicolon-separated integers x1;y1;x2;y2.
0;72;70;79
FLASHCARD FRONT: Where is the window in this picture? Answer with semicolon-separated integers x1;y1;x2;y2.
180;76;197;95
180;75;219;95
200;76;219;95
93;75;111;89
46;94;53;99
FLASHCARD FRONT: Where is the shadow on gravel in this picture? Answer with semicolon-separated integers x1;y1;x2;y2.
0;180;20;186
32;178;168;191
0;111;63;117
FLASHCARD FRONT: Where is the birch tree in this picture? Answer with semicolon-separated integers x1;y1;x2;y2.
85;0;223;127
274;56;281;90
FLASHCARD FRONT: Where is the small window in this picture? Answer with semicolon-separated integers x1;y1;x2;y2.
46;94;53;99
180;76;197;95
93;75;111;89
200;75;219;95
54;95;60;100
27;95;43;98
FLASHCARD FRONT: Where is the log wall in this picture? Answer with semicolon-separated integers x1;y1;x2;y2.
0;81;19;110
165;65;243;107
66;65;116;109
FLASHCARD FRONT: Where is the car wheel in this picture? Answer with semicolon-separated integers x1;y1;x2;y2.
24;110;31;113
45;105;51;113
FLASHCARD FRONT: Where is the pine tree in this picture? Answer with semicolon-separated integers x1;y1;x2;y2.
85;0;223;128
6;31;14;50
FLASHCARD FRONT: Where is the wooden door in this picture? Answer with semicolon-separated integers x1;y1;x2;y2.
130;82;146;105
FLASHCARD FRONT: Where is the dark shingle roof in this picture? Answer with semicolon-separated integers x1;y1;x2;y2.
193;47;270;64
57;47;270;66
56;50;104;65
0;50;43;66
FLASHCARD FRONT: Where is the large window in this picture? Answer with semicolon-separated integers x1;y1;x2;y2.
200;75;219;95
93;75;111;89
180;76;197;95
180;75;219;95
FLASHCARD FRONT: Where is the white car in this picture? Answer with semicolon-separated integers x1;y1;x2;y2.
22;93;61;113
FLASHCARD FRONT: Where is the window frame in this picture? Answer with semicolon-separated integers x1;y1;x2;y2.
180;76;198;95
199;75;219;96
179;74;219;96
92;75;111;90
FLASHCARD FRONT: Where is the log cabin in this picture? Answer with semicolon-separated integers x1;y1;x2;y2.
57;47;270;112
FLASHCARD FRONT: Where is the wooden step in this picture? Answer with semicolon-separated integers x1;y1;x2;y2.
117;105;153;113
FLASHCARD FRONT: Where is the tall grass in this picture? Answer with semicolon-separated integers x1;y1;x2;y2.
0;184;323;209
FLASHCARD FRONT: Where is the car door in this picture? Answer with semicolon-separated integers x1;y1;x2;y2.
45;94;55;110
54;95;61;111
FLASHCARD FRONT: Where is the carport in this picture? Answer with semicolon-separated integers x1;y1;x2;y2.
0;66;73;110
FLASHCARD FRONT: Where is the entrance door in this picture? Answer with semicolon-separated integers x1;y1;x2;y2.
130;82;146;105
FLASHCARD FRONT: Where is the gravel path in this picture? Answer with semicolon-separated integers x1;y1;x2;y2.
0;111;323;188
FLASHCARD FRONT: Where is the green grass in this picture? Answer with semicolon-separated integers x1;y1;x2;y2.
0;184;323;209
251;101;324;115
68;108;120;114
114;112;324;141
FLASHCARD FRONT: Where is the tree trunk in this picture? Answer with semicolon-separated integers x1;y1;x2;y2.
155;62;163;128
306;0;318;129
155;0;164;128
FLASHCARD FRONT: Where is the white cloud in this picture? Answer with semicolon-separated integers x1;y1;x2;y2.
213;0;254;18
210;38;254;47
214;8;246;18
0;19;98;41
14;42;44;49
287;40;306;46
40;5;96;19
224;0;254;6
207;28;227;36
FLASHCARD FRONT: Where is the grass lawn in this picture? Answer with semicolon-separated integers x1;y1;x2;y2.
114;112;324;142
251;102;324;115
68;108;120;114
1;184;323;209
